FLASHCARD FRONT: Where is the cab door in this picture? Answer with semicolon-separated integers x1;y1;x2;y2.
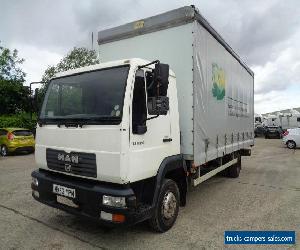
128;69;172;182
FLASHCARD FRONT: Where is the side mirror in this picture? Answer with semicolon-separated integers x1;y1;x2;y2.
135;125;147;135
147;96;169;115
153;63;169;96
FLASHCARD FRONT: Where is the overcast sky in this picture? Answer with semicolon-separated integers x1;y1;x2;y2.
1;0;299;114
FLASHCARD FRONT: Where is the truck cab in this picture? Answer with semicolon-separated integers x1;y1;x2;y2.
32;59;183;231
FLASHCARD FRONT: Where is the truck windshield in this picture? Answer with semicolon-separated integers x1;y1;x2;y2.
39;66;129;125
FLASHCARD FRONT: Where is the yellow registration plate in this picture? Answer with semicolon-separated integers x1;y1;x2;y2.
53;184;76;198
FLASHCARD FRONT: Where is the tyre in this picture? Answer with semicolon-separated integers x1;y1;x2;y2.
28;148;35;154
1;145;8;156
286;140;296;149
227;157;241;178
149;179;180;233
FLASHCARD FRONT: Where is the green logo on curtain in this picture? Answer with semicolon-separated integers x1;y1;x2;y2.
212;63;226;100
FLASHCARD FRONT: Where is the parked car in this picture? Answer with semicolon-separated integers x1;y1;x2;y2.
264;125;283;139
254;124;265;137
0;128;35;156
282;128;300;149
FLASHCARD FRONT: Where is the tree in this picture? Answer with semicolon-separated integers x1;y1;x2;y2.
0;42;29;115
0;81;30;114
41;47;100;83
38;47;100;109
0;42;25;82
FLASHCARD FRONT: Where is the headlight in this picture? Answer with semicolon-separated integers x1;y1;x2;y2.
102;195;126;208
32;177;39;186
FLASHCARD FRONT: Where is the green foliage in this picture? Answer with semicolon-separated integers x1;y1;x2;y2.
0;42;29;115
41;66;56;84
41;47;100;83
0;42;26;82
0;79;31;114
0;113;37;130
39;47;100;109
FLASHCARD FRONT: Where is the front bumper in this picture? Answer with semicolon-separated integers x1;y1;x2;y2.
31;169;153;226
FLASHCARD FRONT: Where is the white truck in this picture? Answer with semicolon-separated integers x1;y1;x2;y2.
262;114;280;127
31;6;254;232
254;113;263;126
277;110;300;130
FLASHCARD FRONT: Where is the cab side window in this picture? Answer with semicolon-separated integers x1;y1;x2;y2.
132;70;147;134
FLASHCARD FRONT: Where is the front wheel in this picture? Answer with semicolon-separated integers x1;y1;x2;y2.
1;145;8;156
28;148;35;154
149;179;180;233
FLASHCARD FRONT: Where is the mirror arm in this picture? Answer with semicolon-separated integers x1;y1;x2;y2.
138;60;160;69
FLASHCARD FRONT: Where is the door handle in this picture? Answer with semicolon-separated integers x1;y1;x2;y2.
163;138;172;142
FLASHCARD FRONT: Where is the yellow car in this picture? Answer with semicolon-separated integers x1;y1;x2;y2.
0;128;35;156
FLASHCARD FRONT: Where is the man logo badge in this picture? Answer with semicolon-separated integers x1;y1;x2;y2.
65;164;72;172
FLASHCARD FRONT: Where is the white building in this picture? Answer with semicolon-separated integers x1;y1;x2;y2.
262;107;300;129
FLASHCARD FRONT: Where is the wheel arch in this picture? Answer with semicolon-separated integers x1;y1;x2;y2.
152;154;187;207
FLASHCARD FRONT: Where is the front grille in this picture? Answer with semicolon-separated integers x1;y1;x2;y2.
46;148;97;178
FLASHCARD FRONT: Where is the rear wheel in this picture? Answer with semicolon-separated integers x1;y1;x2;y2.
149;179;179;232
1;145;8;156
287;140;296;149
227;157;241;178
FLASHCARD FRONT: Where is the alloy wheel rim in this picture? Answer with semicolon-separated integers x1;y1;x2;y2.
162;191;177;219
1;146;7;156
